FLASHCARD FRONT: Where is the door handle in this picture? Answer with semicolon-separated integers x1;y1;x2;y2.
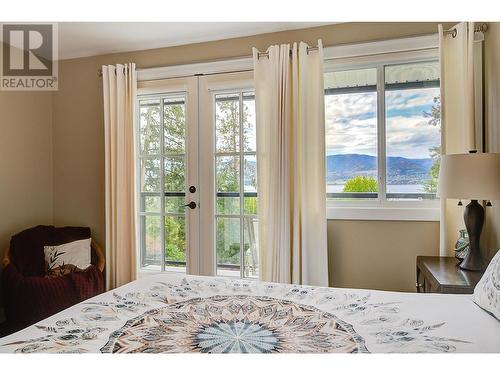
184;201;197;209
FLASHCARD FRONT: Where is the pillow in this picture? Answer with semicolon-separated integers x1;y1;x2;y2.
44;238;92;278
473;249;500;320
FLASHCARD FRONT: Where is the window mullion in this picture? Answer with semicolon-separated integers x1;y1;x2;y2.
238;92;244;279
376;65;387;203
159;97;166;272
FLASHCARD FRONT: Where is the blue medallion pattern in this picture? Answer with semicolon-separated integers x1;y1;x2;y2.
195;321;280;353
101;295;369;353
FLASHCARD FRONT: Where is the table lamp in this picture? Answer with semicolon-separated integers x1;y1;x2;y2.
438;152;500;271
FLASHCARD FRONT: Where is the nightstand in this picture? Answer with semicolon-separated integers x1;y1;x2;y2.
416;256;484;294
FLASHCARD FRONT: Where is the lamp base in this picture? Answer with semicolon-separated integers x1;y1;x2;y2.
459;200;486;272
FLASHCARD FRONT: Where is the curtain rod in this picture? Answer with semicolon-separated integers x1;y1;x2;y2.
443;23;488;38
97;46;320;77
256;46;319;59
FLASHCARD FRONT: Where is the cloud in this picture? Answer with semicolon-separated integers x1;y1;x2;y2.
325;92;377;155
386;115;440;158
385;88;439;117
325;88;440;159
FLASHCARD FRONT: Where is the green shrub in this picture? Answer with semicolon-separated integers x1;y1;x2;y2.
343;176;378;193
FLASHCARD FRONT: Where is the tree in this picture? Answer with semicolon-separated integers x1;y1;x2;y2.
214;98;248;267
423;96;441;194
140;101;187;265
343;176;378;193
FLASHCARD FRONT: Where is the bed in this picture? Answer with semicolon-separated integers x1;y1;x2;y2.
0;273;498;353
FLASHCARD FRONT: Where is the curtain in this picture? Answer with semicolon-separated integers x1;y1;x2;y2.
252;41;329;287
102;63;137;289
438;23;479;255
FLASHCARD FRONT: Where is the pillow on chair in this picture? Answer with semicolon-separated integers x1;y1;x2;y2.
44;238;92;277
9;225;91;277
473;249;500;320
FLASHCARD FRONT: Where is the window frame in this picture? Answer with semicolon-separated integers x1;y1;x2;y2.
324;48;441;221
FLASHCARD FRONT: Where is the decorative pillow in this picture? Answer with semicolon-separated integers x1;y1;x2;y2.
44;238;92;278
473;249;500;320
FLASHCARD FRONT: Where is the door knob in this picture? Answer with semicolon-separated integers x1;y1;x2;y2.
184;201;197;209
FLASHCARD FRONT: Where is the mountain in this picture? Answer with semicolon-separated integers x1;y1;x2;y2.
326;154;433;185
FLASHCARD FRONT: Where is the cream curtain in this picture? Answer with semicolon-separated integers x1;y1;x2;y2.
438;23;479;255
102;63;137;289
252;41;329;287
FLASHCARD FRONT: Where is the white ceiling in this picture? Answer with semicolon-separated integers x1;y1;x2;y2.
58;22;331;60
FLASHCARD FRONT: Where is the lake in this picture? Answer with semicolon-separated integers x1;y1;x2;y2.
327;184;425;193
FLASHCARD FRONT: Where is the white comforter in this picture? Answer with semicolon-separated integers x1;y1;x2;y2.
0;273;498;353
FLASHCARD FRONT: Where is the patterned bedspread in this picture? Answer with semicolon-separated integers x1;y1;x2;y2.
1;273;499;353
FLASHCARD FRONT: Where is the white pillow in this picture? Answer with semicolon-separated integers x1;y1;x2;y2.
473;249;500;320
44;238;92;277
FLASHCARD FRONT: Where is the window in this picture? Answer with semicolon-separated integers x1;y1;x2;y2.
324;58;441;214
214;91;258;278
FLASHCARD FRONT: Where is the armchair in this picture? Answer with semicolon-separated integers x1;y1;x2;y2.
1;225;105;334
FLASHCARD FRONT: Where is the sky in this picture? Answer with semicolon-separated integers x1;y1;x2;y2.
325;87;441;159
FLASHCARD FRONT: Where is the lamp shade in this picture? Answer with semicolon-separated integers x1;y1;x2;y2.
438;153;500;200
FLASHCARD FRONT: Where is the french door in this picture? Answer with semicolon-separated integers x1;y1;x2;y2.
137;71;258;278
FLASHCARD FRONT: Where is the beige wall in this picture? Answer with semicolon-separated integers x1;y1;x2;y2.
483;23;500;261
0;91;54;252
52;58;106;245
0;91;54;318
51;22;451;291
328;220;439;292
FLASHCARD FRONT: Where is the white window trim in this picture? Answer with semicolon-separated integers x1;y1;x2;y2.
137;34;441;222
327;206;440;221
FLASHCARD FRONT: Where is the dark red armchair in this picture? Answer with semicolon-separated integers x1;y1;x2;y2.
1;225;105;334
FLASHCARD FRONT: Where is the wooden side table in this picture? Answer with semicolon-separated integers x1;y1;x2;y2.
416;256;484;294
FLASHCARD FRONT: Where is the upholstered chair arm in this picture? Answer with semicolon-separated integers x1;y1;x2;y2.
91;240;105;273
2;247;10;269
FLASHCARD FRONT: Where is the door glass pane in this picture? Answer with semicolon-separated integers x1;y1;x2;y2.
139;92;190;274
164;97;186;154
243;92;256;152
215;93;240;153
216;217;240;276
141;215;162;269
243;217;259;278
216;155;240;215
140;158;161;192
165;196;186;214
165;216;186;269
141;194;161;213
214;89;258;279
139;99;161;155
164;156;185;192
